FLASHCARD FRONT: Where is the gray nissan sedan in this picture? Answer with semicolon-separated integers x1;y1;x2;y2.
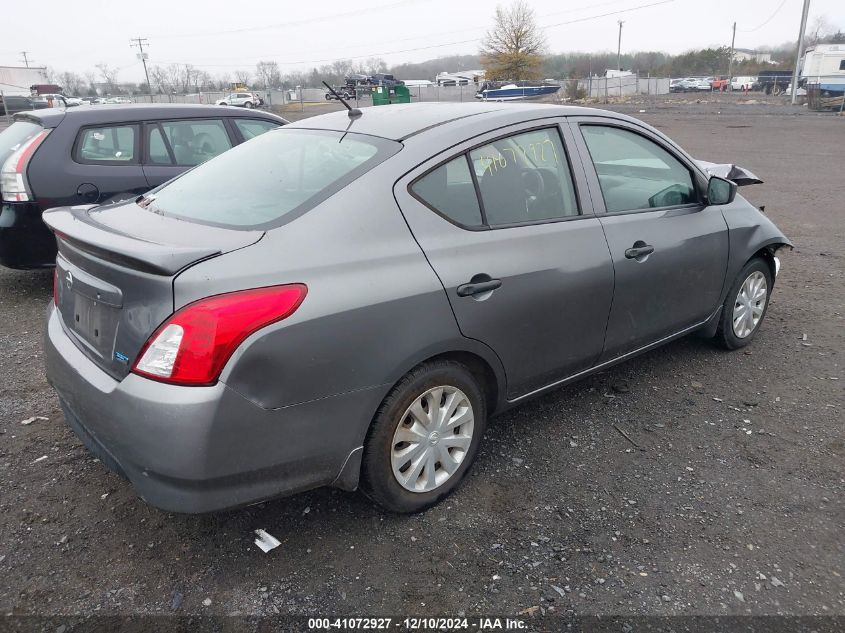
44;103;791;514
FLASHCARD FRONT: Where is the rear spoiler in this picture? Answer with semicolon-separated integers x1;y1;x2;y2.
695;160;763;187
43;205;225;275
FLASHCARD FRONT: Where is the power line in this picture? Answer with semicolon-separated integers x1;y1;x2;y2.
739;0;790;33
172;0;644;65
20;51;31;68
150;0;427;39
158;0;677;68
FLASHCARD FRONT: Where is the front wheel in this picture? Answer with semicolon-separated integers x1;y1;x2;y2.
361;360;487;513
715;258;773;349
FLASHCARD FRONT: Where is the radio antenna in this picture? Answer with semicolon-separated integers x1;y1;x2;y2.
322;81;362;118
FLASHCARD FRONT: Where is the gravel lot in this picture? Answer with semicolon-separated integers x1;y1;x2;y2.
0;95;843;622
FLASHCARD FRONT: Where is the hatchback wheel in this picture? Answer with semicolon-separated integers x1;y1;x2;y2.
244;101;254;109
716;258;773;349
361;360;486;513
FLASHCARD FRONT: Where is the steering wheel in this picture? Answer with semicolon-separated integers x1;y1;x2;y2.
520;169;545;209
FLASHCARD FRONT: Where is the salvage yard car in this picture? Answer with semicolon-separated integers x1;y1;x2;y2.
43;103;791;514
0;104;286;269
216;92;260;108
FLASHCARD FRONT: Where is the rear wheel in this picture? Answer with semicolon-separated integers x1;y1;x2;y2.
244;101;254;108
715;258;773;349
361;361;487;513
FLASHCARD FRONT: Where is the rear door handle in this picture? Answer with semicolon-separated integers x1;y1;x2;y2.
625;243;655;259
457;279;502;297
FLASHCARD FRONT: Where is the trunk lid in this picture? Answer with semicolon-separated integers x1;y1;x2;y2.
44;201;263;379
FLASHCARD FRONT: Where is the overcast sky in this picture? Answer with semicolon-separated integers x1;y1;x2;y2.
2;0;844;81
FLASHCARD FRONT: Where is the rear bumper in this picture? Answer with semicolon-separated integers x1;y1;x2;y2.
0;202;56;269
44;305;382;513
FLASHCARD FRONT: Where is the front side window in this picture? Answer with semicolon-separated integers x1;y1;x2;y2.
143;128;398;229
234;118;281;140
470;128;578;225
77;125;136;163
580;125;696;213
159;119;232;166
410;156;483;227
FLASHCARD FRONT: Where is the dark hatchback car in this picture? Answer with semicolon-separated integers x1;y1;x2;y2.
0;104;286;269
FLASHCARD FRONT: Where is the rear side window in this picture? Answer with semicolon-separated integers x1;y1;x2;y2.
234;118;280;140
410;156;483;227
143;128;399;229
0;121;43;167
76;125;136;163
470;128;579;225
159;119;232;166
580;125;696;213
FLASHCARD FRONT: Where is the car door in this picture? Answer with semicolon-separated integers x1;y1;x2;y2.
568;117;729;361
394;120;615;399
71;123;148;205
142;118;235;188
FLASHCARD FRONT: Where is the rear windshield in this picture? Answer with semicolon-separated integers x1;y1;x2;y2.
0;121;43;167
143;128;399;229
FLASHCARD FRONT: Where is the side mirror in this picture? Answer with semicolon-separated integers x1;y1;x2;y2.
707;176;737;205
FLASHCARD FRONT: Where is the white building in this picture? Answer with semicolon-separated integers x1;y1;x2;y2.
0;65;49;96
733;49;773;64
435;70;485;86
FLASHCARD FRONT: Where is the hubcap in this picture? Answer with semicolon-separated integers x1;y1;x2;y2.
391;386;474;493
732;271;768;338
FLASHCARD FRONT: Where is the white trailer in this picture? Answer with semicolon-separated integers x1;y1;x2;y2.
801;44;845;82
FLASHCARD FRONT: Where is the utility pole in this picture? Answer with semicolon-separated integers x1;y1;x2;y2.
617;21;625;71
130;37;153;97
727;22;736;90
20;51;30;68
791;0;811;105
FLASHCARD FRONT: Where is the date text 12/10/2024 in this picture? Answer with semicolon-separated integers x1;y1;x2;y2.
307;617;528;630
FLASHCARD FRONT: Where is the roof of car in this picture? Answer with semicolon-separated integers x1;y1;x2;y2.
286;102;619;141
14;103;287;128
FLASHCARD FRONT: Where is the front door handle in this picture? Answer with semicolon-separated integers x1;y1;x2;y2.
625;242;655;259
457;278;502;297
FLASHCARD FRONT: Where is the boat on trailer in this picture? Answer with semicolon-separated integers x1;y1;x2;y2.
475;82;560;101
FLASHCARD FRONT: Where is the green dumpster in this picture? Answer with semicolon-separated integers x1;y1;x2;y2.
371;84;411;106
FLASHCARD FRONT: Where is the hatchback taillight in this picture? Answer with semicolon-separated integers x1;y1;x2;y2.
132;284;307;386
0;129;50;202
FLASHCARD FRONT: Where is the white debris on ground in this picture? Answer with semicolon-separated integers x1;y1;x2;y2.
254;529;281;553
20;416;48;425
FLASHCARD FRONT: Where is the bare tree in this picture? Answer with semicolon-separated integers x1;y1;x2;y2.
255;61;282;89
95;63;119;93
233;69;252;87
58;71;84;95
806;15;832;45
479;1;546;81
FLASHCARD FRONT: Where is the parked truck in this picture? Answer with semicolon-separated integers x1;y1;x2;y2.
756;70;792;95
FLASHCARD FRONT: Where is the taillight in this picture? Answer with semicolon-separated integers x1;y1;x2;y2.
0;129;50;202
132;284;307;386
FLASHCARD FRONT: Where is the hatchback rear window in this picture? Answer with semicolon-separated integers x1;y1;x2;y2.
0;121;43;167
143;128;400;229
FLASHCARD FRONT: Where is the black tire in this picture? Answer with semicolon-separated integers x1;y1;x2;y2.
361;360;487;513
715;258;773;350
244;101;254;108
